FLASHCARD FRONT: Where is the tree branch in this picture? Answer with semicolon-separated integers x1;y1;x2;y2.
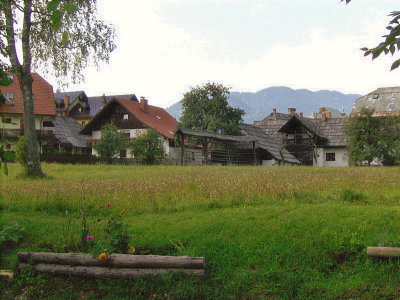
3;0;21;70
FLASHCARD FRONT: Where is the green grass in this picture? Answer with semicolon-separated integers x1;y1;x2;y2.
1;164;400;299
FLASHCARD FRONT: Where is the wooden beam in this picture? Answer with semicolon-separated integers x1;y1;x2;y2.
252;141;256;165
367;247;400;258
19;263;204;278
18;252;205;269
180;133;185;166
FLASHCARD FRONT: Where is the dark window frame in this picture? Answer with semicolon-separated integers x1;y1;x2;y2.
326;152;336;162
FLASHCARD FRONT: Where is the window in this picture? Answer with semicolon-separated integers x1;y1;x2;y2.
6;92;13;100
372;94;379;99
42;121;54;127
156;115;161;120
392;93;398;98
326;153;336;162
120;150;127;158
2;117;11;124
81;121;86;126
123;132;130;138
123;114;129;120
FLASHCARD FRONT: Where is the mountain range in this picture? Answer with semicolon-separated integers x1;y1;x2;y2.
166;86;361;123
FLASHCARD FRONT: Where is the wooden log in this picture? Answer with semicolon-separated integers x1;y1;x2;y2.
0;270;14;280
18;252;205;269
367;247;400;258
19;263;204;278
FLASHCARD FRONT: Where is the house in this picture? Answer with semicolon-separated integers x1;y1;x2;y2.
80;97;178;158
175;126;300;166
254;108;349;167
0;73;56;151
42;116;91;154
54;91;138;126
352;87;400;116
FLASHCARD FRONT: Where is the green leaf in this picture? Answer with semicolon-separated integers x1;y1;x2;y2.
63;3;78;14
51;10;63;31
61;31;69;45
47;0;61;12
390;59;400;71
4;161;8;176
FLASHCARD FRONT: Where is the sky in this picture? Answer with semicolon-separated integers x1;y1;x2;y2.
53;0;400;108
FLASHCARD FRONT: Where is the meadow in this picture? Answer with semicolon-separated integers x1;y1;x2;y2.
1;164;400;299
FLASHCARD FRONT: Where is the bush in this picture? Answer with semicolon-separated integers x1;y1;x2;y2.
15;136;28;171
130;128;165;165
93;123;127;164
340;189;364;203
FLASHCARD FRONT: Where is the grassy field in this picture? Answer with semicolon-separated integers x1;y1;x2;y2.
1;164;400;299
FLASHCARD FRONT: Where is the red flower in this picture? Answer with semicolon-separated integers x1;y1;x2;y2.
105;202;111;207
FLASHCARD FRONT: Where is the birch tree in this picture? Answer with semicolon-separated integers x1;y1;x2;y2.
0;0;116;177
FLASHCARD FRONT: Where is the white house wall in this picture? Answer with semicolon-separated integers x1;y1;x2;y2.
314;148;349;167
91;128;172;158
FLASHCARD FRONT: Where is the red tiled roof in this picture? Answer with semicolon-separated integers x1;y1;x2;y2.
0;73;56;116
115;97;178;139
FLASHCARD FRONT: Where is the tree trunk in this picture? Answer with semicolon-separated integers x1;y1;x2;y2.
19;73;44;177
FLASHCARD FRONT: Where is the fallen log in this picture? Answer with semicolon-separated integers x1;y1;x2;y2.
18;252;205;269
19;263;204;278
0;270;14;280
367;247;400;258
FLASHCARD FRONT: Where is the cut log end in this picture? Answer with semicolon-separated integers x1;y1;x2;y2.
0;270;14;280
367;247;400;258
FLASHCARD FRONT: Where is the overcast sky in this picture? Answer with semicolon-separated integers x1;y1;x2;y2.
55;0;399;108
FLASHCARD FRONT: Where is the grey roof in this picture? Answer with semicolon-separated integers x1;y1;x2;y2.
50;116;90;148
177;128;257;142
87;94;138;117
308;107;343;119
253;113;291;142
277;115;348;148
352;87;400;114
54;91;85;104
240;123;300;164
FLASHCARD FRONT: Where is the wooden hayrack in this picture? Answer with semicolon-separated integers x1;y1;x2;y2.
18;252;205;278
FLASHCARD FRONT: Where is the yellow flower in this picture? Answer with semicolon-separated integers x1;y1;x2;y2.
98;252;109;262
127;246;136;254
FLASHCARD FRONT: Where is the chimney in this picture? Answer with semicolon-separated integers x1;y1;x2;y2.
327;111;332;119
288;108;296;116
64;95;70;108
101;94;107;105
272;108;277;114
341;112;346;117
140;96;148;113
322;112;327;121
300;112;304;118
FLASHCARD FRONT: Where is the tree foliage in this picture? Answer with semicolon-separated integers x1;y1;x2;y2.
180;82;245;136
93;123;127;164
345;108;400;166
130;128;165;165
342;0;400;70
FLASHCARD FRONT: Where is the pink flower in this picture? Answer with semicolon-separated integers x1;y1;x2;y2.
105;202;111;207
86;235;94;241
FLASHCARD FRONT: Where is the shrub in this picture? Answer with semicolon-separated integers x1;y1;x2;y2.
93;123;127;164
15;136;28;171
130;128;165;165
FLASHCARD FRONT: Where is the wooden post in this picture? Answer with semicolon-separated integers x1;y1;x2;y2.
252;141;256;166
367;247;400;258
227;143;231;165
180;133;185;166
204;138;208;165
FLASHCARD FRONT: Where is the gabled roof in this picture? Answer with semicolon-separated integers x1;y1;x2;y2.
50;116;90;148
241;123;300;164
277;115;348;148
86;94;138;117
352;87;400;115
81;97;178;139
253;112;291;141
177;128;257;142
0;73;56;116
54;91;86;105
